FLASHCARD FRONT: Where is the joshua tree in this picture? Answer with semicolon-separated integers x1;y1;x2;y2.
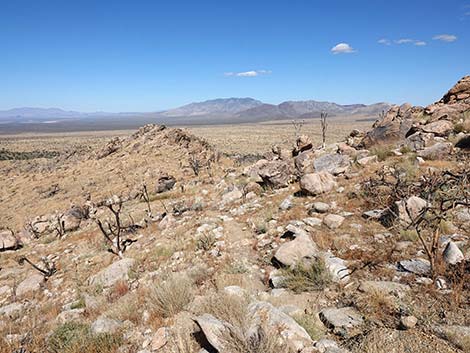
95;197;138;257
320;112;328;149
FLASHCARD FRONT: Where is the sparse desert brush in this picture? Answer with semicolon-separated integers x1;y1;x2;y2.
196;231;216;250
370;145;394;161
197;293;294;353
198;292;250;327
48;322;121;353
281;258;332;293
107;280;129;302
149;273;194;318
355;289;399;325
220;323;295;353
293;314;325;341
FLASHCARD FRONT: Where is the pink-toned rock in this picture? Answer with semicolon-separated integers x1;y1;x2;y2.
151;327;169;351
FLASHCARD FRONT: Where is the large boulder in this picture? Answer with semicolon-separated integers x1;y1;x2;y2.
360;105;417;148
314;154;350;175
273;228;319;267
0;229;21;251
245;159;295;188
88;258;135;288
441;75;470;104
395;196;429;225
417;142;453;160
421;120;454;136
319;307;364;336
300;171;337;196
16;273;44;297
294;150;315;175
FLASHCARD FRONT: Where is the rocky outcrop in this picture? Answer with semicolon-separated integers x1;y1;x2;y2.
0;229;21;251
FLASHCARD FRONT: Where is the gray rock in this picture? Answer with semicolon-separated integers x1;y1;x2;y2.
362;209;385;220
0;302;24;317
56;309;85;324
398;259;431;276
319;307;363;336
195;314;227;351
273;229;318;267
223;285;246;297
421;120;453;136
395;196;428;225
303;217;323;227
400;315;417;330
323;214;345;229
300;172;337;196
248;301;313;350
357;155;378;166
314;154;350;175
417;142;453;160
88;258;135;288
280;195;294;210
91;317;122;334
433;325;470;351
442;241;464;265
312;202;330;213
16;273;44;297
322;252;350;283
0;229;21;251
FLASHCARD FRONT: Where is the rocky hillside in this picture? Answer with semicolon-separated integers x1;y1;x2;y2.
0;77;469;353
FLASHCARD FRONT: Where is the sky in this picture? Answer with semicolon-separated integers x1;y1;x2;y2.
0;0;469;112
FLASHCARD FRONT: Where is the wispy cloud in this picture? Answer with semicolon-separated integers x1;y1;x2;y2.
433;34;458;42
224;70;272;77
393;38;427;46
378;38;391;45
331;43;356;54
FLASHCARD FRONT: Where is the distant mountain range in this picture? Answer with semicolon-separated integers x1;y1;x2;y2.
0;98;391;133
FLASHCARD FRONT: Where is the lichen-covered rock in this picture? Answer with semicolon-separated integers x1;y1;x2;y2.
88;258;135;288
300;172;337;196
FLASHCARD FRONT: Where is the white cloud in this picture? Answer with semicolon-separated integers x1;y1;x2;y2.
331;43;355;54
378;38;391;45
394;38;426;46
395;38;414;44
224;70;271;77
433;34;458;42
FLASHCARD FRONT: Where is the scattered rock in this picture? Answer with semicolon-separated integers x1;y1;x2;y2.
273;229;318;267
280;195;294;210
88;258;135;288
151;327;169;351
417;142;453;160
442;241;464;265
314;154;350;175
91;317;122;334
358;280;410;298
155;174;176;193
312;202;330;213
398;259;431;276
323;214;345;229
300;171;337;196
319;307;364;336
0;229;21;251
357;155;378;166
400;315;417;330
433;324;470;351
16;273;44;297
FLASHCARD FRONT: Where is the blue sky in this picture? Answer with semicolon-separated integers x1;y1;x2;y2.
1;0;469;112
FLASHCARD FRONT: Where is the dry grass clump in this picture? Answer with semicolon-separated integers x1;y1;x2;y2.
221;324;294;353
370;145;394;161
47;322;121;353
150;273;194;318
354;289;399;326
198;293;293;353
281;258;332;293
293;314;325;341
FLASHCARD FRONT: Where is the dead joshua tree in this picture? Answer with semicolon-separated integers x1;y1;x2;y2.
18;256;57;280
320;112;328;149
96;197;138;257
291;119;305;139
52;213;66;238
139;184;152;216
189;153;201;176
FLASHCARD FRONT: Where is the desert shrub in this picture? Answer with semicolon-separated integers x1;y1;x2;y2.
354;289;399;325
294;314;325;341
221;324;294;353
196;232;216;251
399;145;412;154
198;293;293;353
150;274;194;318
370;145;394;161
399;229;418;242
48;322;121;353
281;258;332;293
